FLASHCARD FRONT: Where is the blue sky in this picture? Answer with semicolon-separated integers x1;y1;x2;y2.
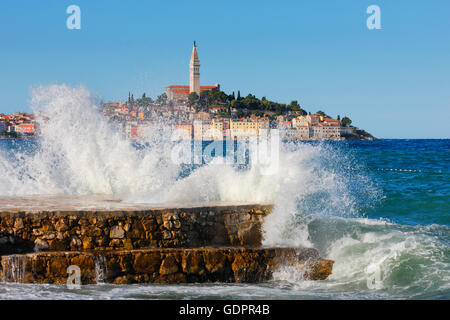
0;0;449;138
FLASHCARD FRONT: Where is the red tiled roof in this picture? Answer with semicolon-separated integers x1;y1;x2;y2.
200;86;219;89
167;85;219;90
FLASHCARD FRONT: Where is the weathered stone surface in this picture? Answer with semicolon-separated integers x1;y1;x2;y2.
0;204;272;254
14;218;24;230
110;225;125;239
181;251;204;275
134;252;161;274
34;238;49;251
82;237;94;250
293;259;335;281
204;250;227;273
0;199;334;285
159;254;179;275
0;248;333;285
70;236;82;248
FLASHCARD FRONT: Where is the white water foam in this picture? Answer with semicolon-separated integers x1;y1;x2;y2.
0;85;180;196
0;85;448;298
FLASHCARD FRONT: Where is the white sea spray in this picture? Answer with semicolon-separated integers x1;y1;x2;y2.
0;84;448;299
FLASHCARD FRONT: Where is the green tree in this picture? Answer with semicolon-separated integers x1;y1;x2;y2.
199;90;212;108
288;100;303;111
156;93;167;105
316;110;325;116
230;99;244;110
210;90;227;104
188;92;199;106
342;116;352;127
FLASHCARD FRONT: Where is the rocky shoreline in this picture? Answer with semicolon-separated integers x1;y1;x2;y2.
0;204;272;254
1;248;333;284
342;129;377;140
0;197;333;284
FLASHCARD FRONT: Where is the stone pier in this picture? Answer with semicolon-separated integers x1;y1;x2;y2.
0;195;333;284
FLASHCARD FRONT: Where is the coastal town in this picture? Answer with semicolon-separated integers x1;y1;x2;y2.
0;42;374;141
0;112;35;139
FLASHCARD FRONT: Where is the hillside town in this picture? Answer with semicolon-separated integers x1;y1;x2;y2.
100;98;358;141
0;112;35;138
0;42;374;141
99;42;372;141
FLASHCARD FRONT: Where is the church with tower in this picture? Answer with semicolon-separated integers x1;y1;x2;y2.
165;41;220;101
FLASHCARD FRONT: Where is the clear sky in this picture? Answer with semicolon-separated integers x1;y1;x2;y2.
0;0;449;138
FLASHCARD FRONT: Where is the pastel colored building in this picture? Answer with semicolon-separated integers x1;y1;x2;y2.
15;123;35;134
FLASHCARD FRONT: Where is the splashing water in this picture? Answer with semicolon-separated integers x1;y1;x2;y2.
2;255;27;283
94;255;107;284
0;85;448;299
0;85;181;196
0;84;374;213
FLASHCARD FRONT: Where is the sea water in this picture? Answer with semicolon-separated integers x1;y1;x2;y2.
0;85;448;299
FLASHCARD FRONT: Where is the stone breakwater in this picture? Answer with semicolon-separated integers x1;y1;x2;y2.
0;204;271;254
0;248;334;284
0;196;334;284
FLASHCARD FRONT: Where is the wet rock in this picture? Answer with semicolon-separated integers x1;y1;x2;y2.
109;239;122;247
110;225;125;239
49;239;67;251
163;221;173;229
56;232;65;240
34;239;49;252
181;251;204;275
113;275;129;284
296;259;335;280
172;220;181;229
42;233;56;240
162;230;172;240
55;219;68;232
159;254;179;275
1;204;273;253
122;238;133;250
87;227;103;237
134;252;161;274
204;251;227;273
14;218;24;230
0;248;333;284
70;236;82;248
82;237;94;250
142;220;157;232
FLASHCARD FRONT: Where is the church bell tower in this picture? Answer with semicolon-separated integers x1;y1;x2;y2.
189;41;200;95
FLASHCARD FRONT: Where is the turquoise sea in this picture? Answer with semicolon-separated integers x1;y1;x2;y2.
0;139;448;299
